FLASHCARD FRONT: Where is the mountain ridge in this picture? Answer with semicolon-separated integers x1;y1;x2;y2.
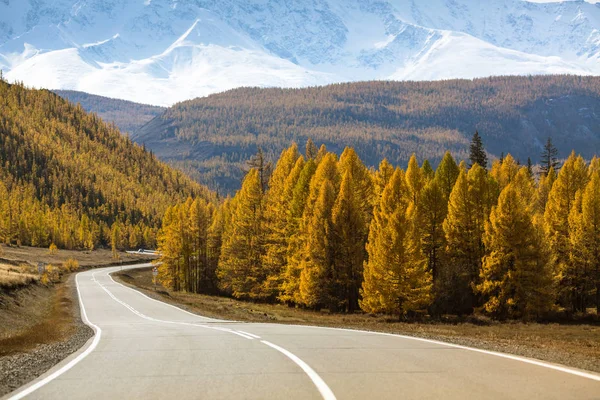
130;75;600;193
1;0;599;105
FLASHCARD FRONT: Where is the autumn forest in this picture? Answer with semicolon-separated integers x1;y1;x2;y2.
2;76;600;321
157;138;600;320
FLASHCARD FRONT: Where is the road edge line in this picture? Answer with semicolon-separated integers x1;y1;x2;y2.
6;272;103;400
295;325;600;382
107;264;600;383
108;266;220;322
261;340;336;400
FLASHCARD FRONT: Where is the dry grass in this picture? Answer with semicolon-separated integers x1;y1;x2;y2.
116;267;600;373
0;280;75;356
0;245;153;355
0;264;39;290
0;244;155;269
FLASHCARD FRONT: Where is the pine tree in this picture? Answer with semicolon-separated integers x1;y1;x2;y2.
490;153;520;191
305;138;318;160
469;131;488;169
578;172;600;313
299;179;336;309
188;198;213;293
590;156;600;175
544;152;589;311
478;184;554;320
217;169;266;299
415;179;447;283
421;159;435;181
157;206;182;290
262;144;301;300
440;170;480;314
331;171;366;312
361;168;432;316
526;157;534;178
280;159;317;303
535;167;556;215
540;137;560;176
435;151;460;200
247;147;273;193
374;159;395;200
338;147;374;223
406;154;425;205
511;167;537;210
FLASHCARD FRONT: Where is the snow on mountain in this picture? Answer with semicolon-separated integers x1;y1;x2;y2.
1;0;599;106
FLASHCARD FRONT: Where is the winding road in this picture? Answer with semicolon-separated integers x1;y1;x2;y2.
5;264;600;399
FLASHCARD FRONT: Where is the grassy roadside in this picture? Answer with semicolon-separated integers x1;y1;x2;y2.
0;244;155;270
116;267;600;374
0;277;77;356
0;246;154;356
0;246;154;396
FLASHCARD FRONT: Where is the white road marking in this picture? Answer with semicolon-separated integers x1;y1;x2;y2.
236;330;261;339
8;273;103;400
296;325;600;382
261;340;337;400
107;266;218;322
111;266;600;382
115;265;600;382
95;269;337;399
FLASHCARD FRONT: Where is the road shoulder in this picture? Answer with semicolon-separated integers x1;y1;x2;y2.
0;273;93;397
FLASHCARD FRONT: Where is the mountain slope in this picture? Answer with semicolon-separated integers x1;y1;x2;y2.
133;75;600;193
54;90;165;134
1;0;599;105
0;77;211;249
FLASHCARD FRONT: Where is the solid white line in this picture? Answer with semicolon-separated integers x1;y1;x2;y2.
295;325;600;382
261;340;336;400
114;264;600;382
236;330;261;339
107;266;219;322
8;273;102;400
95;270;256;340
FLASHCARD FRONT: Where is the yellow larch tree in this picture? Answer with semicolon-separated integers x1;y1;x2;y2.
478;184;554;319
331;170;367;312
299;179;336;309
435;151;460;200
217;169;265;300
544;151;589;311
361;168;431;317
262;144;301;300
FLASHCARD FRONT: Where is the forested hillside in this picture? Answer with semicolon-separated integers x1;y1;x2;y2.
0;79;210;250
134;75;600;193
157;141;600;320
54;90;165;134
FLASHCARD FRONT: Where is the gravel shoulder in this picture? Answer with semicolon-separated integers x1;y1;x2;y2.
115;267;600;375
0;273;94;397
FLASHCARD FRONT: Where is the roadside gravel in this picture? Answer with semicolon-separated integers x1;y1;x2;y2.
0;274;93;397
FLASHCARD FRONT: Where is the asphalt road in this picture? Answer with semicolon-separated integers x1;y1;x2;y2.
5;264;600;400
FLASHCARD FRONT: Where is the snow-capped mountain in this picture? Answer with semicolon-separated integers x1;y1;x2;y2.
1;0;599;106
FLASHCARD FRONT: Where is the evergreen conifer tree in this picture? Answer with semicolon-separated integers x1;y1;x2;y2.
469;131;488;169
540;137;560;176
